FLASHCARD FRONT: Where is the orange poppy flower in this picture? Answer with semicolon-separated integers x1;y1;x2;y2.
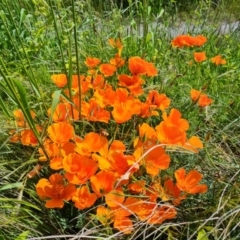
75;132;108;157
36;173;76;208
156;122;187;145
171;35;195;47
175;168;208;194
145;61;158;77
129;199;176;224
211;55;226;65
156;108;189;145
71;75;90;94
49;156;64;170
128;180;146;194
105;188;125;208
9;130;20;143
51;74;67;88
182;136;203;153
190;89;201;102
138;123;157;140
93;85;116;108
194;52;207;62
128;56;146;75
21;129;39;146
13;109;36;127
113;217;133;234
38;139;60;161
190;89;213;108
162;108;189;132
99;64;117;77
72;186;97;210
198;94;213;108
91;140;128;172
96;206;114;225
84;57;101;68
110;53;125;68
63;153;98;184
111;101;140;123
111;94;141;124
126;199;176;225
108;38;123;55
111;152;139;176
48;103;69;122
118;74;144;96
144;145;170;176
138;102;159;118
146;90;171;111
110;197;137;234
146;205;177;224
86;74;105;89
128;57;157;76
194;35;207;46
90;170;116;196
163;178;186;205
171;35;207;48
84;99;111;123
47;122;74;144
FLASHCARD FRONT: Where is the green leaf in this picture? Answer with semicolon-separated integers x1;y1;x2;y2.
197;229;209;240
157;9;164;19
14;231;29;240
146;32;152;43
50;90;62;120
0;182;23;191
0;198;41;211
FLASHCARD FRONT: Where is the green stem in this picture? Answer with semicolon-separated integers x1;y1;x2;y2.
71;0;82;120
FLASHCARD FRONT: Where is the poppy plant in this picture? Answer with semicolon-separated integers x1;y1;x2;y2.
9;37;210;235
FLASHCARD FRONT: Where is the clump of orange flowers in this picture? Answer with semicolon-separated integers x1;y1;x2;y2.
190;89;213;108
171;35;207;48
9;38;209;235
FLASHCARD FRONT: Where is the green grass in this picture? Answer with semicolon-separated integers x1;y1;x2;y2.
0;0;240;239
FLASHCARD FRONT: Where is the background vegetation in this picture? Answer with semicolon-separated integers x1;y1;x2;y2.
0;0;239;239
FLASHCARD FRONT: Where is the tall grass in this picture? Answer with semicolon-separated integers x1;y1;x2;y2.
0;0;239;239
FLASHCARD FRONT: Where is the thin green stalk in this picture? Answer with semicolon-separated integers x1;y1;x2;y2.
71;0;82;120
67;35;74;118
